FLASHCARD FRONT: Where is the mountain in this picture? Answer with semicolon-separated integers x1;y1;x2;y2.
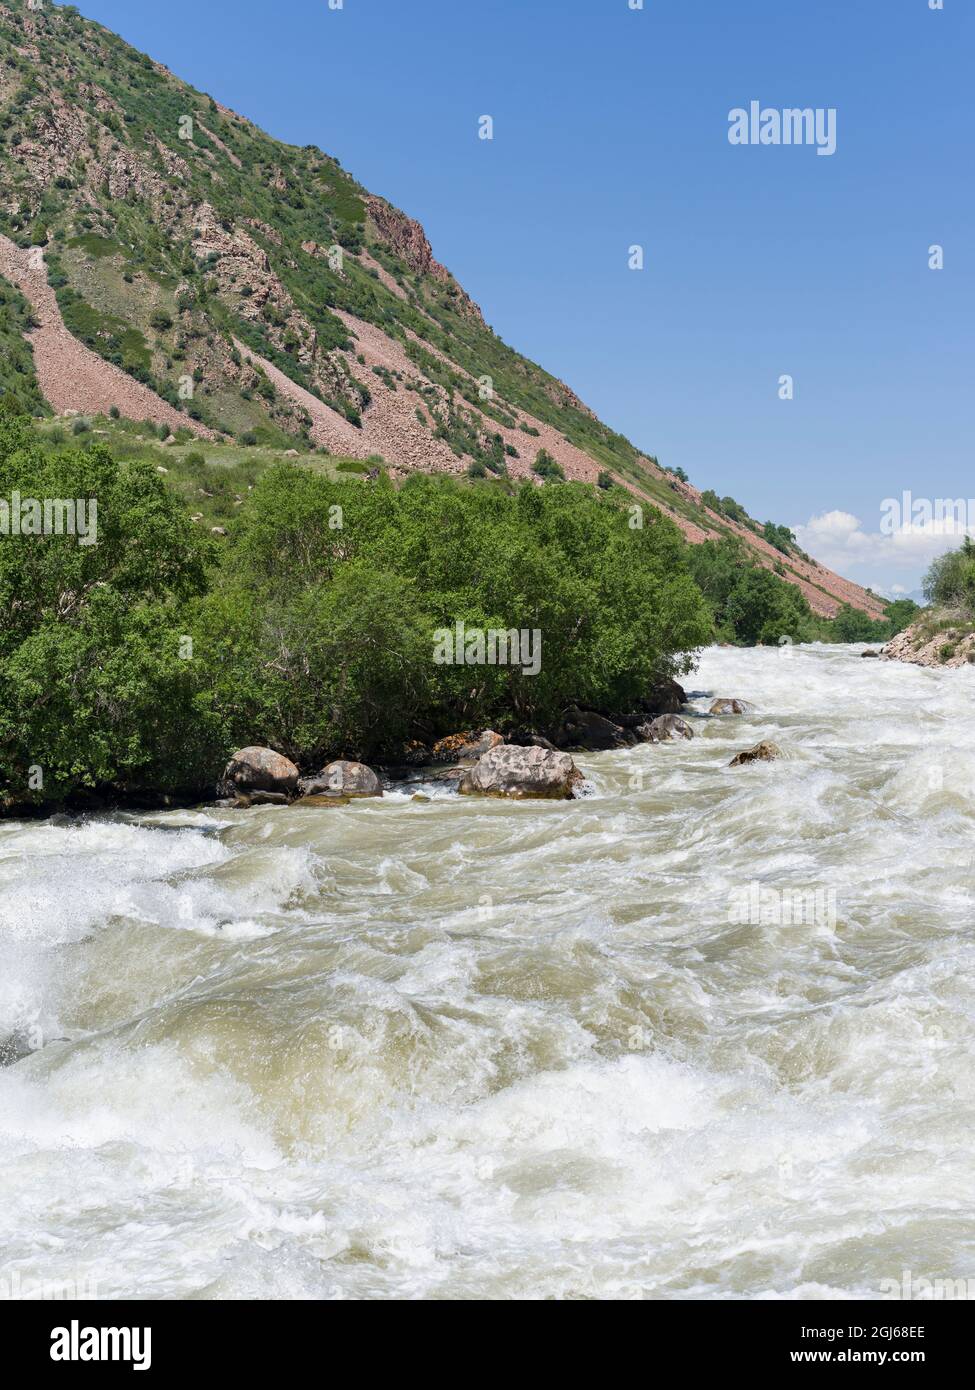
0;0;883;619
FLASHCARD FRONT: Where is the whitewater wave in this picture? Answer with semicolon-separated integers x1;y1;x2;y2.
2;645;974;1299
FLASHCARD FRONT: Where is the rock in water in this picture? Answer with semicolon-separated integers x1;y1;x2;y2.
556;707;627;750
458;745;582;800
299;760;383;799
644;678;687;715
861;650;881;658
430;730;504;763
709;698;749;715
219;746;300;799
729;740;782;767
641;714;694;742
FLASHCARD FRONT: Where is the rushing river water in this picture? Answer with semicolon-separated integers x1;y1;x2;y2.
2;644;975;1301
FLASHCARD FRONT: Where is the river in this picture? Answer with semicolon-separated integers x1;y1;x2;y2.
2;644;974;1300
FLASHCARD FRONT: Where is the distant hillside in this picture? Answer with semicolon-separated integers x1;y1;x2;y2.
0;0;883;619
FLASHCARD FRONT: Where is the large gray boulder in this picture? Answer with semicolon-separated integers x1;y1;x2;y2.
458;745;582;800
219;746;300;799
298;760;383;799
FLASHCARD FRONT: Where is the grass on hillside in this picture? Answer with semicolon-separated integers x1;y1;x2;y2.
30;414;376;529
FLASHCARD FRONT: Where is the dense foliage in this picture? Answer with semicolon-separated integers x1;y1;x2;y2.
0;413;213;805
923;537;975;616
0;417;712;807
687;537;914;646
0;275;47;417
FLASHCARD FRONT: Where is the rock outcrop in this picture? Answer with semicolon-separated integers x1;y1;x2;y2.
365;195;484;322
458;746;582;800
882;621;975;669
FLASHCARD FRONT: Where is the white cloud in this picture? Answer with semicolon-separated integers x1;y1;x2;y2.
792;503;975;592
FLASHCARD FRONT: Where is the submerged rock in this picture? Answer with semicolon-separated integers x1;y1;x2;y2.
0;1031;34;1067
458;745;582;800
294;793;351;808
860;649;881;658
235;790;291;808
299;760;383;799
709;698;749;715
641;714;694;742
219;746;300;799
729;740;782;767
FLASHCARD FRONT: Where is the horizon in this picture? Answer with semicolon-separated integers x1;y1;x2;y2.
51;0;975;593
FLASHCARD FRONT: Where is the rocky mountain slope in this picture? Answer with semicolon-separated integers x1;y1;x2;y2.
0;0;883;619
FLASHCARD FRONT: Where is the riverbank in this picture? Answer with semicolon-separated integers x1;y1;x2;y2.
882;612;975;668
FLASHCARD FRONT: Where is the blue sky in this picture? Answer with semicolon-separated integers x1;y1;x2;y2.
67;0;972;593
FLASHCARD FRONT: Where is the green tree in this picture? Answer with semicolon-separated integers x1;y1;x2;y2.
0;418;214;806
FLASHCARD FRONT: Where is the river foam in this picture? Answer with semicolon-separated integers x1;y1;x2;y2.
2;644;974;1299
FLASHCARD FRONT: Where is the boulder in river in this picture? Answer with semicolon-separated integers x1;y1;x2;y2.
729;740;782;767
555;706;627;750
430;729;504;763
458;745;582;800
299;760;383;799
860;649;881;658
640;714;694;742
709;698;749;715
219;746;300;799
644;677;687;715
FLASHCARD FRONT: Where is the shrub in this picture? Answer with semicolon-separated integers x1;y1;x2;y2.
532;449;565;483
923;537;975;616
